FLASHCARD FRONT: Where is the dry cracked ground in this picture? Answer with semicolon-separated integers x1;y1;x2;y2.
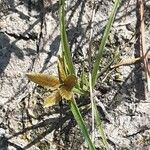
0;0;150;150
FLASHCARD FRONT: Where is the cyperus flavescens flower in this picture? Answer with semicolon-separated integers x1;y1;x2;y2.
26;56;77;107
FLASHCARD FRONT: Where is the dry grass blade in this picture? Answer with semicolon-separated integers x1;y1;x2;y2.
87;1;109;148
87;1;96;143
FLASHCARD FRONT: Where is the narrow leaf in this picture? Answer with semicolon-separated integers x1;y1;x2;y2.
59;0;75;74
69;100;96;150
94;102;109;150
92;0;121;87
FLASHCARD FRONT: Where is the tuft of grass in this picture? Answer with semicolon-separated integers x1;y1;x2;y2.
59;0;96;150
59;0;121;149
27;0;121;149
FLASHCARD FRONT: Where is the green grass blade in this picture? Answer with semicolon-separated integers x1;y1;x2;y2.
59;0;75;75
92;0;121;87
59;0;82;92
69;99;96;150
94;102;109;150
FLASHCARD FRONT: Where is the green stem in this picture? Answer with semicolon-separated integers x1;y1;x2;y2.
69;99;96;150
94;102;109;150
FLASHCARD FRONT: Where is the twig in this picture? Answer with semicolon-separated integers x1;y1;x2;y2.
111;49;150;69
139;0;150;92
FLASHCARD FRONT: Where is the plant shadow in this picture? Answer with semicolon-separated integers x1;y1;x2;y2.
4;94;91;150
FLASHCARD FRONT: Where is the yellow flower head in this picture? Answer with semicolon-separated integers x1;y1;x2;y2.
26;56;77;107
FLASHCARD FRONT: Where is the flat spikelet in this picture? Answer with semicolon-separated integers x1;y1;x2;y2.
44;91;61;107
26;73;60;90
59;75;77;100
26;57;77;107
59;86;72;100
57;56;67;82
63;75;77;90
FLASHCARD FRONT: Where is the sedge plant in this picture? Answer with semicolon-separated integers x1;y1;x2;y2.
26;0;121;149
